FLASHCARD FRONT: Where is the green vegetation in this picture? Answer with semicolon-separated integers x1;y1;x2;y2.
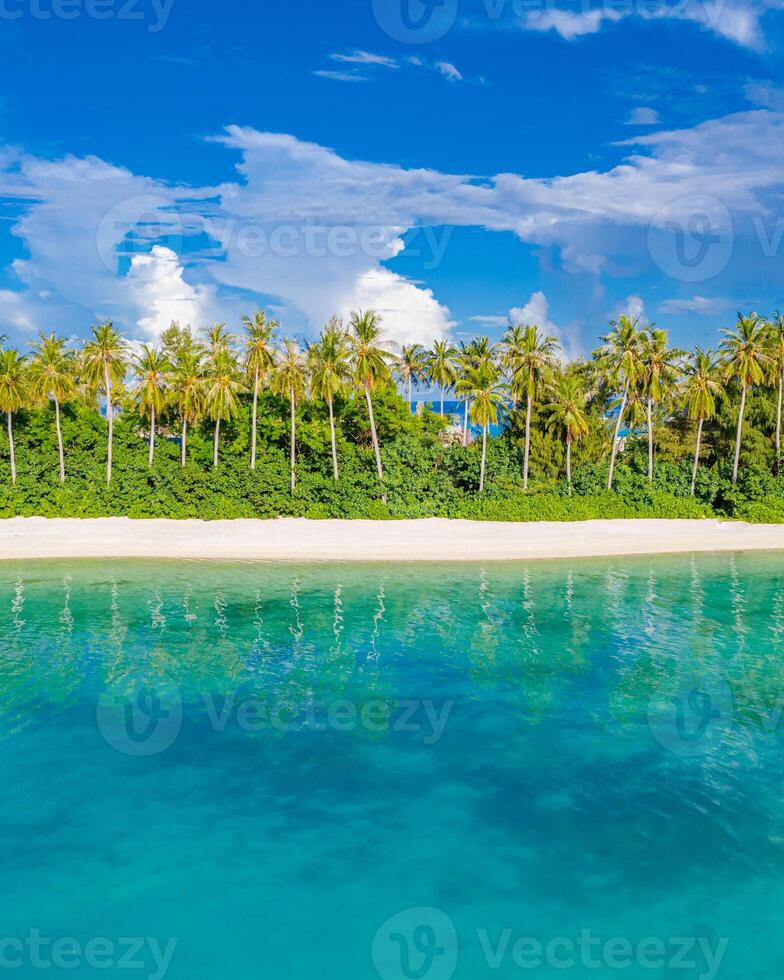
1;309;784;522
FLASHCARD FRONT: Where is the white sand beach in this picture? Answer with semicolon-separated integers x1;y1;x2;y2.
0;517;783;562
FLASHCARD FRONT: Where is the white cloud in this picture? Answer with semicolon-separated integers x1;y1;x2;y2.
127;246;219;341
316;52;466;85
626;107;660;125
508;291;581;360
435;61;463;82
331;50;398;68
347;268;453;344
616;295;647;321
2;103;784;345
658;295;732;314
0;289;38;334
744;80;784;110
521;7;624;40
313;70;367;83
517;0;784;50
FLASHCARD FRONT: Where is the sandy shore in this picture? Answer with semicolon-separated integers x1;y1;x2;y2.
0;517;783;562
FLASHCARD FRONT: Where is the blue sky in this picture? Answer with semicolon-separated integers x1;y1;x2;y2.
1;0;783;354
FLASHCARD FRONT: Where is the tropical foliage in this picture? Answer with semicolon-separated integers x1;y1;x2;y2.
1;309;784;522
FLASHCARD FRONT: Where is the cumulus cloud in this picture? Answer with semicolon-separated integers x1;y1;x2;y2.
2;102;784;344
617;294;647;321
508;291;581;360
127;246;220;341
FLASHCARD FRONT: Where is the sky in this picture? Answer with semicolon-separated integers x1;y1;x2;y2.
1;0;784;356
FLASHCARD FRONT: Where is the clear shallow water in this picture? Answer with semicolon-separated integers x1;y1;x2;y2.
1;556;784;979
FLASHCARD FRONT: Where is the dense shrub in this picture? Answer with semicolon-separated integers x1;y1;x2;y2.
0;394;783;522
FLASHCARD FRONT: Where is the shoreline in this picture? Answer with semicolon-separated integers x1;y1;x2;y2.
1;517;784;563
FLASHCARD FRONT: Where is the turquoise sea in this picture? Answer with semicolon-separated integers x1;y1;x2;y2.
2;555;784;979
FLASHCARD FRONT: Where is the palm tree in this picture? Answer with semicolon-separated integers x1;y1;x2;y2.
683;348;724;495
501;325;526;409
593;316;643;490
271;340;307;492
544;373;589;494
768;313;784;474
160;321;195;360
205;347;245;468
639;327;682;482
309;319;351;480
242;311;277;471
205;322;233;354
169;346;206;466
425;340;459;416
503;324;559;491
348;310;392;481
81;321;127;484
721;313;771;484
398;344;427;408
28;333;76;483
456;337;498;446
465;362;507;494
0;350;27;485
131;345;171;466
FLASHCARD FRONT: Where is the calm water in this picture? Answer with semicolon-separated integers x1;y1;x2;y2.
1;556;784;979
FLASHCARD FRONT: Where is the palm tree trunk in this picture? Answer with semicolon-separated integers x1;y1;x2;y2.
732;383;747;484
148;405;155;467
440;385;445;417
480;424;487;495
251;366;259;471
777;372;782;476
104;364;113;485
691;417;704;496
365;384;383;480
213;414;221;469
55;397;65;483
523;394;532;491
328;397;339;481
607;384;629;490
408;376;413;411
7;412;15;485
181;419;187;467
463;400;469;447
566;435;572;496
647;397;654;482
290;388;296;493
